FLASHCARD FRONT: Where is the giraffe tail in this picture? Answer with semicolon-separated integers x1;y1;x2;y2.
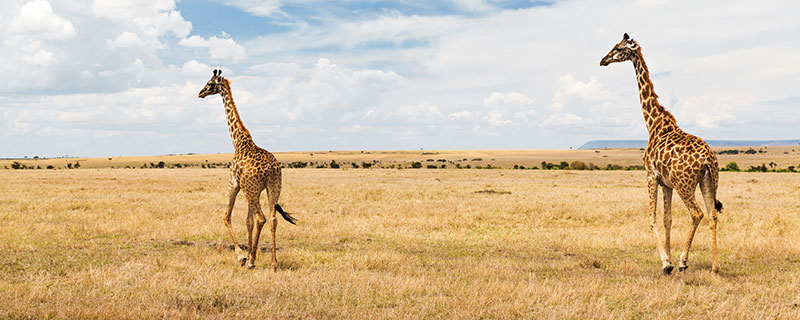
274;204;297;225
702;163;723;212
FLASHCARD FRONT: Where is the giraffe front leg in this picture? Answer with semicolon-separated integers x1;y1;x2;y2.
222;178;247;266
647;174;672;275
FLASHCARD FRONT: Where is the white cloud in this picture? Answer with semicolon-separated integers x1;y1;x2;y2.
450;0;494;12
179;35;247;62
91;0;191;37
551;75;613;111
181;60;212;77
222;0;282;17
7;0;76;40
108;32;146;48
3;0;800;156
481;92;536;127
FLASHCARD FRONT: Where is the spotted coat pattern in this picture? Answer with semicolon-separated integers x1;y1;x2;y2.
601;34;722;274
198;70;291;270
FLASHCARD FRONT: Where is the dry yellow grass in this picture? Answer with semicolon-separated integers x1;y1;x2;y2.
1;166;800;318
3;146;800;170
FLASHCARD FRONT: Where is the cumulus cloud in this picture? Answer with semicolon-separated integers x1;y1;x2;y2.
181;60;212;77
482;91;537;126
3;0;800;156
179;35;247;62
551;75;614;111
7;0;76;40
107;32;146;48
91;0;191;39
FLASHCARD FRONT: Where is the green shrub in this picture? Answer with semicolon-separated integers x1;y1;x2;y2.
723;162;740;172
329;160;340;169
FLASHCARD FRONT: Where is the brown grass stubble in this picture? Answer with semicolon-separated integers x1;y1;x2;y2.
1;168;799;318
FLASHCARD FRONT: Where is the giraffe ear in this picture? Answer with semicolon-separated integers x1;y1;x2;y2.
623;33;629;41
213;69;218;76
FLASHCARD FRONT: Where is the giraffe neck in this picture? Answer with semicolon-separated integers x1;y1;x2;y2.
630;49;676;136
218;81;252;151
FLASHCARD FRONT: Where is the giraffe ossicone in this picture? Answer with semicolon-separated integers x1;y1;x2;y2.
601;34;723;274
198;69;297;271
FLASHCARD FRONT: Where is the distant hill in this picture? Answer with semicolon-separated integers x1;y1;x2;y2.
579;139;800;149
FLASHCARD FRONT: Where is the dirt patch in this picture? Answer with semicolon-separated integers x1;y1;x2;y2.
474;189;511;195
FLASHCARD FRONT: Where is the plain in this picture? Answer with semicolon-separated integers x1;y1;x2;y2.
1;158;800;318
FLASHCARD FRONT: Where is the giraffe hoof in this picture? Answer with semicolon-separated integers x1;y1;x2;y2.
711;266;719;273
678;265;688;272
662;265;674;275
247;263;256;269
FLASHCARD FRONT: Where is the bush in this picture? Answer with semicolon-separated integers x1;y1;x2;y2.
289;161;307;168
351;163;359;168
718;149;739;155
747;163;768;172
46;165;54;169
744;148;757;155
361;162;372;169
411;162;422;168
723;161;740;172
11;161;23;169
570;161;588;170
427;164;437;169
329;160;340;169
559;161;569;170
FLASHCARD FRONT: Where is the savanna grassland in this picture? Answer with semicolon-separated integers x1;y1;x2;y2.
1;152;800;318
4;145;800;170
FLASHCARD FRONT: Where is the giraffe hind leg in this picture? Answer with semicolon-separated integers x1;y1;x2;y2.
662;185;674;272
700;171;720;273
677;187;704;272
249;196;267;269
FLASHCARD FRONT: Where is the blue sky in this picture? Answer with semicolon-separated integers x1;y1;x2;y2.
1;0;799;157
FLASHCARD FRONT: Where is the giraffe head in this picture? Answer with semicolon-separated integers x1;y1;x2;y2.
600;33;639;66
198;69;226;98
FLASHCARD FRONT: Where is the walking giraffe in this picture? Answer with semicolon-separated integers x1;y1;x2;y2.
600;34;723;274
198;69;297;270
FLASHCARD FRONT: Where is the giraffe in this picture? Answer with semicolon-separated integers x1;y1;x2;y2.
198;69;297;270
600;33;723;274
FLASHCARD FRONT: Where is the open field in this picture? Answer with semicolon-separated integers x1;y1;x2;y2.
3;146;800;170
1;167;800;318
